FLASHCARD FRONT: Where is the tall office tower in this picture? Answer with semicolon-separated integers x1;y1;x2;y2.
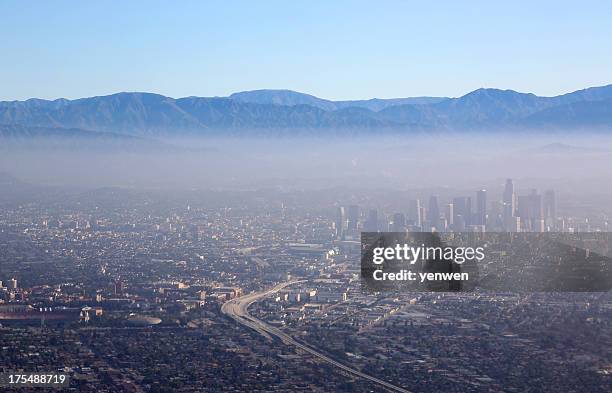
543;190;556;230
437;217;448;232
503;179;516;215
347;205;359;231
517;189;542;231
391;213;406;232
9;278;17;289
502;178;516;230
445;203;454;227
508;216;521;232
453;197;472;227
454;215;465;231
517;195;529;229
334;206;345;239
529;189;543;222
428;195;440;230
420;206;427;228
476;189;487;227
408;199;422;228
489;200;503;230
364;209;379;232
535;219;545;232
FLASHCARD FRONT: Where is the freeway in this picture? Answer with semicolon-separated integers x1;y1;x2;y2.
221;281;410;393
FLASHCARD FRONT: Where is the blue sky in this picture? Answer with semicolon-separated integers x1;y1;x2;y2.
1;1;611;100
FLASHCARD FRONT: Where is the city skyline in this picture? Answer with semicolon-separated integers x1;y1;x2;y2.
334;179;563;236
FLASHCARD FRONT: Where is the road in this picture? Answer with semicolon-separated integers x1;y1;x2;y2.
221;281;410;393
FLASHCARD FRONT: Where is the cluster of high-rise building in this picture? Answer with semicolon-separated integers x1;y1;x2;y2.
503;179;557;232
334;179;559;237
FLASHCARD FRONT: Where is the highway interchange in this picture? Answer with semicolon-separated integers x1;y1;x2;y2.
221;281;410;393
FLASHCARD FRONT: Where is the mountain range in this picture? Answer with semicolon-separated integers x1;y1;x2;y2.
1;85;611;137
0;123;178;151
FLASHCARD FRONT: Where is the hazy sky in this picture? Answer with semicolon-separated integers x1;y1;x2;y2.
1;0;611;101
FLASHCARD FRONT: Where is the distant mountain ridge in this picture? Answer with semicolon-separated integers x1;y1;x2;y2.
1;85;611;136
229;89;448;111
0;123;178;151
